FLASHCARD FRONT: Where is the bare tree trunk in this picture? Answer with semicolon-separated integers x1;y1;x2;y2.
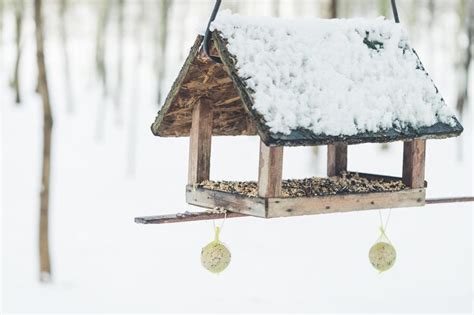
377;0;389;17
126;0;145;178
426;0;436;61
156;0;170;106
222;0;239;12
95;0;111;141
456;0;473;119
271;0;280;17
0;0;4;40
428;0;436;27
114;0;125;125
329;0;338;19
59;0;74;113
11;0;24;104
176;0;189;60
34;0;53;283
95;0;110;93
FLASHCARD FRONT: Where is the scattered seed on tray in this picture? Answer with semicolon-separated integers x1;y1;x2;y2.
198;172;407;198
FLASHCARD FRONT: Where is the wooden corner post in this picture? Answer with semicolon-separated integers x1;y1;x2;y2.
188;98;213;185
327;143;348;176
258;140;283;197
402;139;426;188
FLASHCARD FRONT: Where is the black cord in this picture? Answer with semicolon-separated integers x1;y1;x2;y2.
203;0;222;64
390;0;400;23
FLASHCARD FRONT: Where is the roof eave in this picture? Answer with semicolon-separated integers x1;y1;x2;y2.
264;120;463;146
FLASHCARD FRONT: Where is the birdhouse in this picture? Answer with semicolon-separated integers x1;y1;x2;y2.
149;11;463;219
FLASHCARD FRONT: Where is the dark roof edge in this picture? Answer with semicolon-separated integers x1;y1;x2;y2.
265;120;463;146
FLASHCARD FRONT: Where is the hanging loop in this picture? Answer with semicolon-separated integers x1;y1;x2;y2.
390;0;400;23
203;0;223;64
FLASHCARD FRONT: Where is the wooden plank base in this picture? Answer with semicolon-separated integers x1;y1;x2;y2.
186;172;427;218
267;188;425;218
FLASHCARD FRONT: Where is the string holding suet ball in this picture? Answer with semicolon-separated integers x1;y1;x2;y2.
201;212;231;273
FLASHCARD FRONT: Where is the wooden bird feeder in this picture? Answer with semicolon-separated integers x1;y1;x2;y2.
137;3;463;223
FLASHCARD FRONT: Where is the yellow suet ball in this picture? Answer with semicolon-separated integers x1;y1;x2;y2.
201;226;231;273
369;241;396;272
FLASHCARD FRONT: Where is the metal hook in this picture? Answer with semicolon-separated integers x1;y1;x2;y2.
203;0;223;64
390;0;400;23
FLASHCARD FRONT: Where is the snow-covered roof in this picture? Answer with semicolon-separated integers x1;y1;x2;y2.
151;12;462;146
211;11;461;136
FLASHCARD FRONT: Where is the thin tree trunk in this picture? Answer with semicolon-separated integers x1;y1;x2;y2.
114;0;125;125
11;0;24;104
377;0;389;17
428;0;436;27
126;0;145;177
176;0;189;60
0;0;4;39
59;0;74;113
271;0;280;17
34;0;53;283
329;0;337;19
96;0;110;94
456;0;473;119
426;0;436;62
95;0;111;141
156;0;170;106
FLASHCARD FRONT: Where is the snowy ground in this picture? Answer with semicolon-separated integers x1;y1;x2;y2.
1;1;473;313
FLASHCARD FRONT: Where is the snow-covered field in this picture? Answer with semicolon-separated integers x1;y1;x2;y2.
1;1;473;313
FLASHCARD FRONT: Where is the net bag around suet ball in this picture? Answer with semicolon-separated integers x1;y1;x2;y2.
201;226;231;273
368;226;396;272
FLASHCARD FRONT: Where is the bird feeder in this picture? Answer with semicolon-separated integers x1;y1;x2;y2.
138;2;463;223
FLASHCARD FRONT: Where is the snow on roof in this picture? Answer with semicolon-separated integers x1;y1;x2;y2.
211;11;457;137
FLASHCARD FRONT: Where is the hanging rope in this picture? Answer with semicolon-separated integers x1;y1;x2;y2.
203;0;222;64
377;208;393;244
390;0;400;23
212;207;227;232
378;208;392;232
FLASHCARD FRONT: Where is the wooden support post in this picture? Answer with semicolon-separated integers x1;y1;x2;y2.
188;98;213;185
402;139;426;188
258;140;283;197
327;143;347;176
